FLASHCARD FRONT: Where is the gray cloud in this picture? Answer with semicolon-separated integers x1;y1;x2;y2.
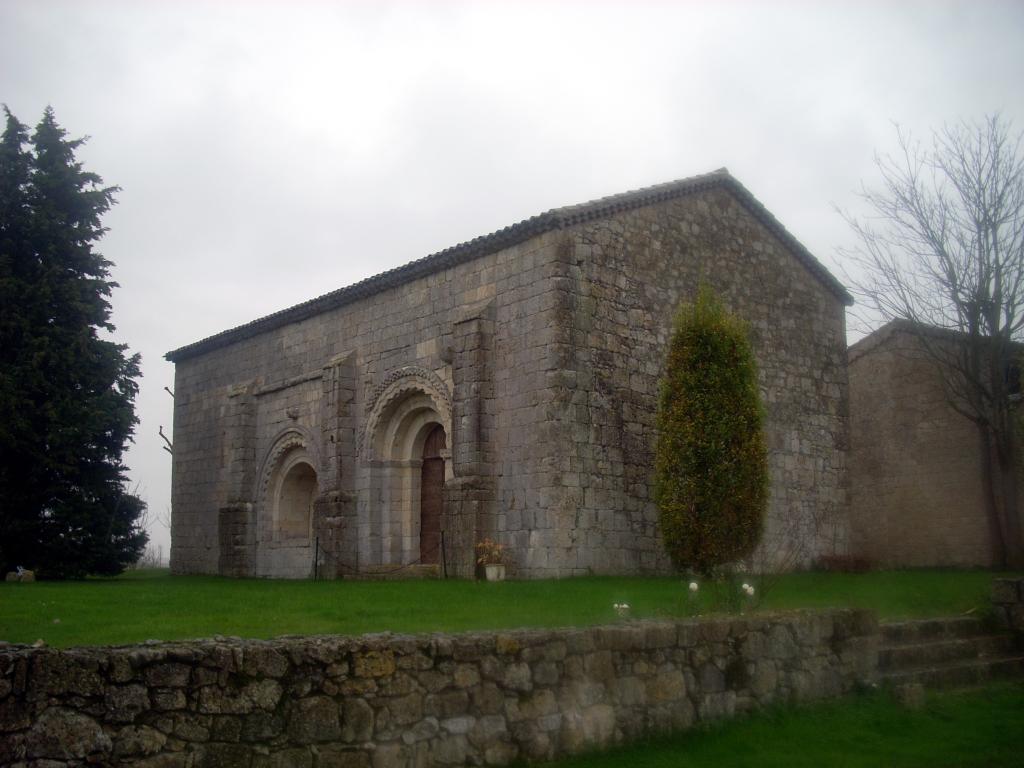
2;0;1022;555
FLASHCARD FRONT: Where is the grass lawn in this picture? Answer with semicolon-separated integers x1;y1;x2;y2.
0;568;1017;648
542;682;1024;768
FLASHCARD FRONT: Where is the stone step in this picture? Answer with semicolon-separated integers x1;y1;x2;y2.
881;616;988;645
880;654;1024;690
879;634;1015;670
348;564;441;580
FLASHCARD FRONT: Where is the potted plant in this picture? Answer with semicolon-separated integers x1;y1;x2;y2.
475;538;506;581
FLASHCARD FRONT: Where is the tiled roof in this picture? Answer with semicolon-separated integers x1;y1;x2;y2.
166;169;852;362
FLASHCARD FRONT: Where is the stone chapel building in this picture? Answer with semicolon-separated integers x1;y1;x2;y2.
166;170;853;579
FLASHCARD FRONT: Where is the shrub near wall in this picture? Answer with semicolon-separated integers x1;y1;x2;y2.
0;610;878;768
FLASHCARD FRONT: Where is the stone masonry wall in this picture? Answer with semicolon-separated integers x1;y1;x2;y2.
0;610;877;767
170;232;567;577
170;180;851;579
536;190;850;575
848;326;995;567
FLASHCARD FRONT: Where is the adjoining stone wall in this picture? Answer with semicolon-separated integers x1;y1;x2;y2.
541;190;850;574
0;610;877;768
848;324;996;567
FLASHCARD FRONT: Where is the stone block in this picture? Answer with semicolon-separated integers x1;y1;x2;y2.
113;725;167;758
242;647;291;678
992;578;1021;605
194;742;253;768
287;696;341;743
133;754;190;768
433;735;468;765
241;711;284;742
354;651;396;679
26;708;112;761
388;693;424;726
145;662;192;688
105;684;151;722
501;662;532;692
342;698;375;742
265;748;313;768
453;664;480;688
211;715;242;741
316;746;372;768
646;669;685;703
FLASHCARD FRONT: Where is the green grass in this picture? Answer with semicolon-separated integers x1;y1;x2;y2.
541;682;1024;768
0;568;1016;648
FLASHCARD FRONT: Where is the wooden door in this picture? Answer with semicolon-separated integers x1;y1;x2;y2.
420;426;446;564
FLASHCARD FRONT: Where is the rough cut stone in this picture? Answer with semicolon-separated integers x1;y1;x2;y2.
354;651;396;679
288;696;341;743
25;708;111;760
0;610;878;768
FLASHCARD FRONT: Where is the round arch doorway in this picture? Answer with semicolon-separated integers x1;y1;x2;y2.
419;425;446;565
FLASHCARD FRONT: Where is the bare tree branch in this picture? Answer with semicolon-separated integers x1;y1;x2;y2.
837;114;1024;567
158;425;173;456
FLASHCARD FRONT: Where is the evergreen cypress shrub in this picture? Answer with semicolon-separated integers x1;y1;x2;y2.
654;285;768;575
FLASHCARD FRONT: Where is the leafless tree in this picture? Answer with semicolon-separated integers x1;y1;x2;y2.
838;115;1024;567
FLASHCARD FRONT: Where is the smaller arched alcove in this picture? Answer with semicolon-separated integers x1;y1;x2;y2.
256;429;321;578
275;456;317;541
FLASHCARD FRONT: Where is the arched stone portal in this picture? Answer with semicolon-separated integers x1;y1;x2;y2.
362;368;453;567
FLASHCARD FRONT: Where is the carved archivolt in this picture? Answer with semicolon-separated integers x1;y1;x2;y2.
360;366;453;459
256;426;321;507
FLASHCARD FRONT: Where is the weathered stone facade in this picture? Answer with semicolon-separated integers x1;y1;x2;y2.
167;170;852;578
848;322;997;567
0;610;878;767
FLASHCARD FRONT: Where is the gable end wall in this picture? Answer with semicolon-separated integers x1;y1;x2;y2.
535;190;849;575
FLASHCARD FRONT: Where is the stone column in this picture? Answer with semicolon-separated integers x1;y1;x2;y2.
313;351;358;578
443;302;496;577
218;381;256;577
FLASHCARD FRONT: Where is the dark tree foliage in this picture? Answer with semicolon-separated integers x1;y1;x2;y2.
654;286;768;576
0;106;146;578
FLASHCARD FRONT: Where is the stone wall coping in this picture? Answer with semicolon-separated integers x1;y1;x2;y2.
0;608;876;658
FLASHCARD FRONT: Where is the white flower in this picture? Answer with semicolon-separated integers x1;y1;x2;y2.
741;582;750;590
688;582;699;592
744;585;756;597
613;602;631;617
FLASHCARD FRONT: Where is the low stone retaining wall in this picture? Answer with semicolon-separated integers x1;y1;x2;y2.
0;610;877;768
992;577;1024;642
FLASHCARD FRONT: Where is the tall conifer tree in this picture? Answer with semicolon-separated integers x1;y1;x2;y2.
654;286;768;576
0;107;146;577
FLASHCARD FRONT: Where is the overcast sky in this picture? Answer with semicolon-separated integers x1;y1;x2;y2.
2;0;1022;557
